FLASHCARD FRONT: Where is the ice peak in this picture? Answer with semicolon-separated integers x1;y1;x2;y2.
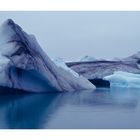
5;19;15;25
2;19;19;30
1;19;24;38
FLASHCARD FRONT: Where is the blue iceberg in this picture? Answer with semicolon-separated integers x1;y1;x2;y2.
104;71;140;88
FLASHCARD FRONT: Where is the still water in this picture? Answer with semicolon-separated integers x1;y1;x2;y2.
0;88;140;129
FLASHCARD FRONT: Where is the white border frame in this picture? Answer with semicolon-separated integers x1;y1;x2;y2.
0;0;140;140
0;0;140;10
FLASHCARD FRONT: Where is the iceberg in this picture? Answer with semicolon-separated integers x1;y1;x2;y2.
122;51;140;63
0;19;95;92
104;71;140;88
67;56;140;88
67;59;140;80
52;57;79;78
79;55;97;62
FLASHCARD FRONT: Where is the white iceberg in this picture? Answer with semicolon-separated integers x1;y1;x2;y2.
0;19;95;92
104;71;140;88
79;55;97;62
122;51;140;63
52;57;79;78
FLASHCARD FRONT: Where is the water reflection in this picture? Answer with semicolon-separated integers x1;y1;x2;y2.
59;89;138;109
0;91;60;128
0;88;139;128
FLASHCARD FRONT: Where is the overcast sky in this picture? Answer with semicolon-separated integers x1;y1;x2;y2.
0;11;140;62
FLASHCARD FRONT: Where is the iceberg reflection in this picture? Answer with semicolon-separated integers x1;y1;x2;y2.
0;88;139;128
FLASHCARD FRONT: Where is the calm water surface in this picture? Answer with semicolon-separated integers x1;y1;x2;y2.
0;88;140;129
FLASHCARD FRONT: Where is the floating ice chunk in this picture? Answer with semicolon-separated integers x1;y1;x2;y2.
104;71;140;88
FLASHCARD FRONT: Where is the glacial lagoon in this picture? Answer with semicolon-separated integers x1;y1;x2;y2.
0;88;140;129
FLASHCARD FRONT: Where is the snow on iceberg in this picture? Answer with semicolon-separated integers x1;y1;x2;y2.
79;55;97;62
0;19;95;92
52;57;79;78
122;51;140;63
104;71;140;88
